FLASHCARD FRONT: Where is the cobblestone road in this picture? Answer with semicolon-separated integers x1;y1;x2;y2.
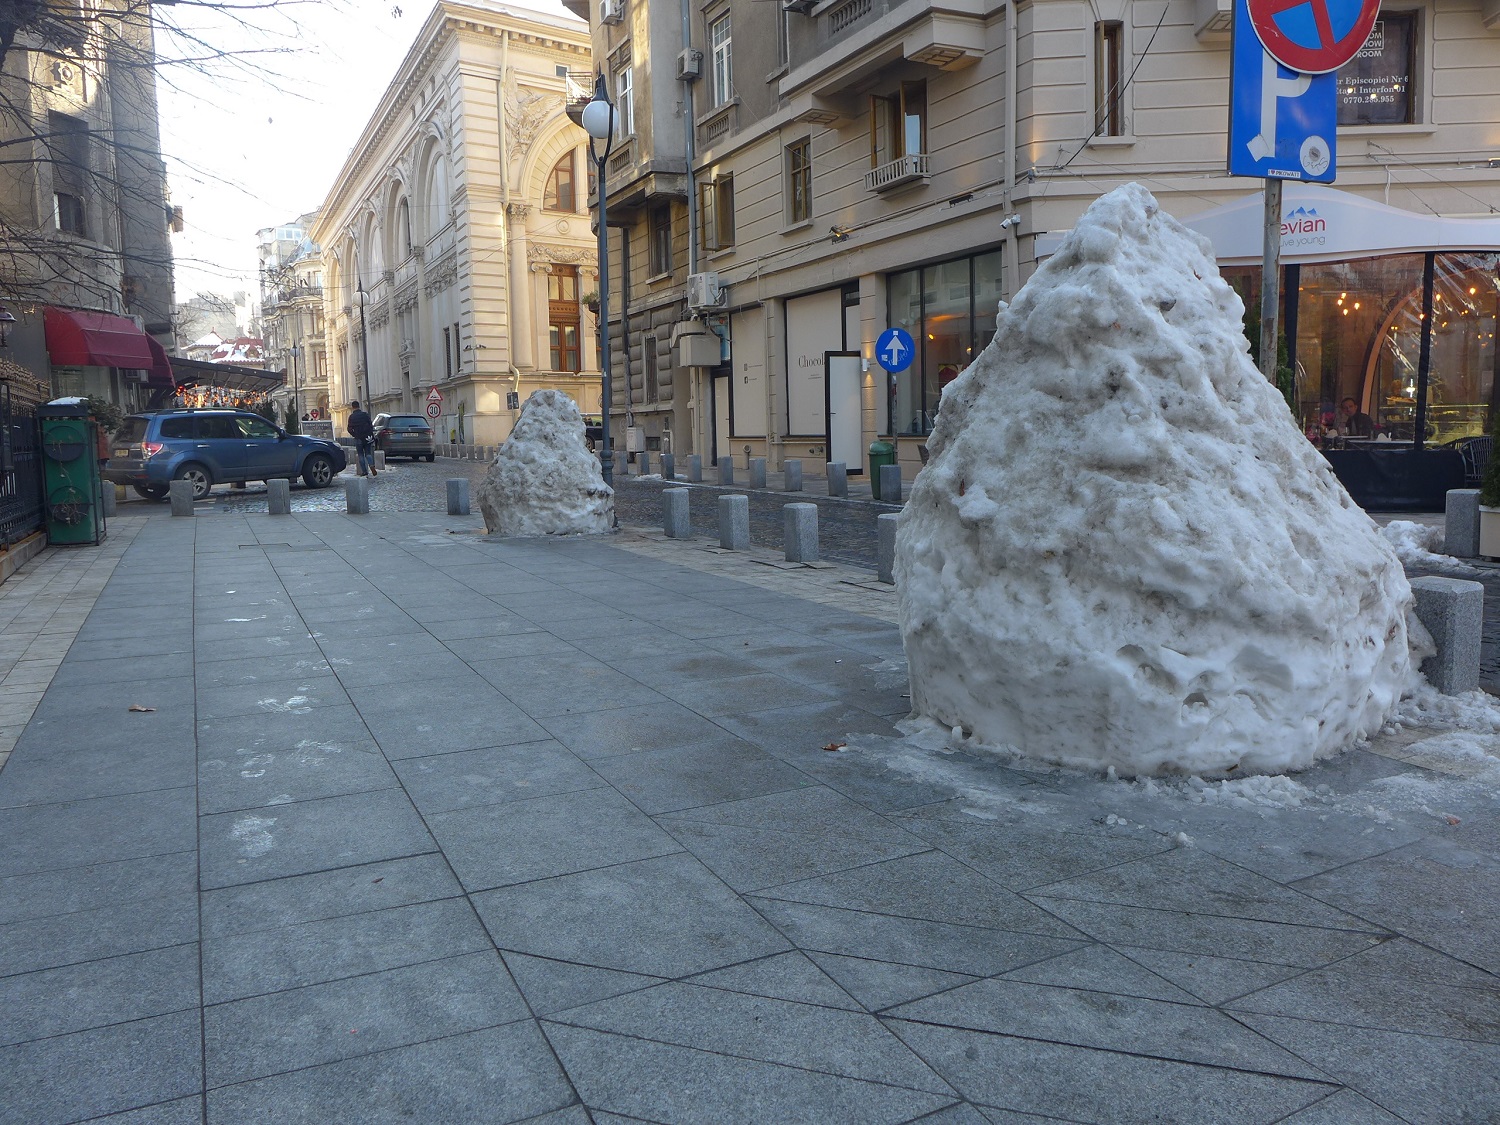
192;456;1498;692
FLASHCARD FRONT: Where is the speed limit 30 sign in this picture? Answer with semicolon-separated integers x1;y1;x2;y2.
425;402;441;419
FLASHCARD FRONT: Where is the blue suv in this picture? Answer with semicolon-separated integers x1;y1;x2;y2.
104;409;348;501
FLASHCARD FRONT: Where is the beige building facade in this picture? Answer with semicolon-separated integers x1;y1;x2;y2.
583;0;1500;476
313;1;597;445
258;215;331;427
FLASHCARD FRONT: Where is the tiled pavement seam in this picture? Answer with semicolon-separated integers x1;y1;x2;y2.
1;509;1497;1123
0;516;145;772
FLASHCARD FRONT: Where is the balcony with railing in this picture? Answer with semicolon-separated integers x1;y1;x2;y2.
865;152;929;192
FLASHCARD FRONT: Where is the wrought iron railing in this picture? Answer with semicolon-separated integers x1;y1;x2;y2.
0;384;43;548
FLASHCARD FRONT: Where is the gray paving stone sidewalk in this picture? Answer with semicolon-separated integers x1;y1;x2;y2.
1;507;1497;1124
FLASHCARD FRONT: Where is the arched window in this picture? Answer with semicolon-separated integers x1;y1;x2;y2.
397;199;412;255
544;152;575;212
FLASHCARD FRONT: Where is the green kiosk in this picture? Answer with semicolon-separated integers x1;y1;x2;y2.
38;400;106;546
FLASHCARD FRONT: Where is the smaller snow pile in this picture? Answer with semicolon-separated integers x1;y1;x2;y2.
897;183;1423;779
1378;520;1482;576
476;390;613;536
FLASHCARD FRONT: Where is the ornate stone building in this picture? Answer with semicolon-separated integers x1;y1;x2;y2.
312;0;596;444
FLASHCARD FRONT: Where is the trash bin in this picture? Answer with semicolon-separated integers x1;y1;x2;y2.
868;440;896;500
38;400;106;546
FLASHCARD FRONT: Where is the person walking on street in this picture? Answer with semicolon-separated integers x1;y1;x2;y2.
348;400;377;477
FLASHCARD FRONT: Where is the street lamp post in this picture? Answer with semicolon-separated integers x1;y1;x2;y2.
581;73;616;488
355;282;371;407
288;344;302;420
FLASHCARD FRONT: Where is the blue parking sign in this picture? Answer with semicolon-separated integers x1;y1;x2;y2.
1228;0;1337;182
876;328;915;373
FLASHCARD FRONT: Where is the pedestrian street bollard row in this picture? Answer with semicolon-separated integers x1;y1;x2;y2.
663;487;691;538
661;452;675;480
718;455;735;486
826;462;848;498
613;451;628;480
1445;489;1481;559
447;478;470;516
638;451;651;477
1410;576;1484;695
169;478;194;516
686;454;703;483
344;476;370;515
879;463;903;505
374;450;387;470
100;481;117;518
719;493;749;551
268;479;291;515
784;503;819;564
878;512;899;584
749;457;767;489
784;459;803;492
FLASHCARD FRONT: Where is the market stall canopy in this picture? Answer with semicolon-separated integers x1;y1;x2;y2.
43;307;156;369
167;356;285;393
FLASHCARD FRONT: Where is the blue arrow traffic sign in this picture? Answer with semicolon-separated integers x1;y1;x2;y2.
876;327;915;373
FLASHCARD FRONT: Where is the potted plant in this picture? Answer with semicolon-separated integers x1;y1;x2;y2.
1479;406;1500;558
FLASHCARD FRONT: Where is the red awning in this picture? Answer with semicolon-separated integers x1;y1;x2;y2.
43;307;155;369
145;335;174;385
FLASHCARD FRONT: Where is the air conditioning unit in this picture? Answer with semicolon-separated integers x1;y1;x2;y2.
686;271;723;310
600;0;623;23
676;49;702;81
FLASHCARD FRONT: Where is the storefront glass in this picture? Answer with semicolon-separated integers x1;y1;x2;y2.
1223;252;1496;443
888;248;1004;436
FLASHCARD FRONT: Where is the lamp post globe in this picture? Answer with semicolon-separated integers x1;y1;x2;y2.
583;73;616;488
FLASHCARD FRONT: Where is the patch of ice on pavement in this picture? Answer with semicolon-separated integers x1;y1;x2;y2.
230;815;276;856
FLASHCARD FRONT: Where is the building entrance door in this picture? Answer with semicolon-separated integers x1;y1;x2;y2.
713;373;731;464
825;352;862;473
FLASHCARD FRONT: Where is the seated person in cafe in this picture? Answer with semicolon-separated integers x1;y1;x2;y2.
1336;397;1374;438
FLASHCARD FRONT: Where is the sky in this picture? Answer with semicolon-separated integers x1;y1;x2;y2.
155;0;578;306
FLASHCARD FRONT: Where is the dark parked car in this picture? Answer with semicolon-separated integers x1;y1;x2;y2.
103;409;347;501
373;414;436;461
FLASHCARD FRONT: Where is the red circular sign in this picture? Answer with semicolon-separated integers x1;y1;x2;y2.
425;402;441;419
1248;0;1379;73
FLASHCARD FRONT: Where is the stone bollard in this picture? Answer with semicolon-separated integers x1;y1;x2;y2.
878;512;899;584
784;459;803;492
1410;576;1484;695
268;479;291;515
663;487;690;538
826;462;848;498
661;452;675;480
447;478;470;516
100;480;117;518
749;457;767;489
878;463;903;505
784;503;819;563
638;451;651;477
344;476;370;515
686;454;703;483
613;450;628;479
375;450;387;470
169;478;194;517
719;494;749;551
718;456;735;486
1445;489;1481;559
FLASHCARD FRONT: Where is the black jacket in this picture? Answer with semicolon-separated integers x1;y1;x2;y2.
348;409;374;442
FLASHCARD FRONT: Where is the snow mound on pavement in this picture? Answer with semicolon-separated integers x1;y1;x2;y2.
476;390;613;536
896;183;1424;778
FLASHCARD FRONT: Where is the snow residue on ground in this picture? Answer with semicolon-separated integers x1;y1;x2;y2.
1379;520;1483;576
896;184;1421;779
476;390;613;537
1388;683;1500;734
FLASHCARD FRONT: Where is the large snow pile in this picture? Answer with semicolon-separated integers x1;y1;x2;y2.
897;183;1424;778
476;390;613;536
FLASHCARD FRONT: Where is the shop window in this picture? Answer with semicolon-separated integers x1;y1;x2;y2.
545;152;576;212
709;12;733;109
785;138;811;224
648;205;673;275
1094;21;1124;136
700;175;734;251
1337;12;1416;126
869;81;926;168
